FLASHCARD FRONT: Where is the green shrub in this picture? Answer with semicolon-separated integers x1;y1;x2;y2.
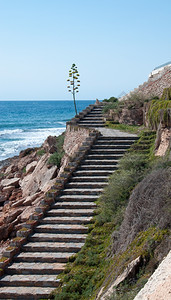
160;87;171;100
98;168;142;224
22;167;26;173
37;149;45;156
48;134;65;167
103;96;118;103
103;92;147;115
147;99;171;130
103;102;119;113
56;134;65;150
48;152;64;167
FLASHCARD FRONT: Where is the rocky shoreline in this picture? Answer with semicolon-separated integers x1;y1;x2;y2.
0;156;18;170
0;137;60;245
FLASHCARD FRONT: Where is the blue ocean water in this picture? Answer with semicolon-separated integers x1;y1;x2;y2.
0;100;95;161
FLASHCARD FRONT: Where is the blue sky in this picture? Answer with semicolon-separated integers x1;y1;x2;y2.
0;0;170;100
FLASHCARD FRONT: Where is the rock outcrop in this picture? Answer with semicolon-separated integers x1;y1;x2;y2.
0;136;59;242
0;125;93;254
134;251;171;300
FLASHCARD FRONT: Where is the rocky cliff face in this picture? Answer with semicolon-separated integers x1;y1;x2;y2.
0;137;58;241
0;125;91;246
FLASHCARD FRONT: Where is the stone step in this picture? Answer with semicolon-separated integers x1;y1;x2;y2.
86;114;103;117
6;262;66;275
29;233;87;243
78;124;105;127
0;286;55;299
53;201;97;209
22;241;84;253
66;182;108;188
0;274;60;288
86;154;123;160
46;208;95;217
41;216;92;224
14;251;75;263
87;109;103;111
78;164;117;171
82;159;119;165
92;144;130;149
74;170;113;176
62;188;103;195
35;224;88;234
86;113;103;116
99;136;138;140
56;194;99;202
83;116;104;120
90;149;126;154
78;123;105;127
78;120;104;123
71;176;108;182
96;140;135;145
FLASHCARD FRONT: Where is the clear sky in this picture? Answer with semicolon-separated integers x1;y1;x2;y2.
0;0;170;100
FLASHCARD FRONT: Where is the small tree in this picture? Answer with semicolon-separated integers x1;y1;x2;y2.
67;63;80;115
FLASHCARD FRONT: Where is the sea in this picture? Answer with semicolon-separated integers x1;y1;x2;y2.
0;100;95;162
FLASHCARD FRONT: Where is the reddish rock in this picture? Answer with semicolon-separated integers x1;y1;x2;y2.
2;186;15;193
4;208;23;224
26;161;37;174
11;199;25;208
42;135;58;153
20;154;57;197
1;178;20;188
20;207;35;222
23;192;43;206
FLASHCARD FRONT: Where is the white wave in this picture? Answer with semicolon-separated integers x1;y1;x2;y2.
0;129;23;136
57;122;66;126
0;127;65;161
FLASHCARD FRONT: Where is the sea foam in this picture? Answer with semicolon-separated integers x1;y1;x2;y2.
0;127;65;161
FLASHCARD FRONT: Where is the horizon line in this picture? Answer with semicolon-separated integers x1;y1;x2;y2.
0;99;99;101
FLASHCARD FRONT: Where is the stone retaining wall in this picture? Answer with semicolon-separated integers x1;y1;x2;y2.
121;66;171;101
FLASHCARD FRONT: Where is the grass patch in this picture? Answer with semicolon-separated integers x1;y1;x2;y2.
37;149;45;156
147;99;171;130
48;152;64;167
51;222;114;300
105;121;141;134
48;134;65;167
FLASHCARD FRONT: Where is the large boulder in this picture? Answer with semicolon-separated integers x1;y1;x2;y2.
20;153;57;197
42;136;58;154
26;161;37;174
1;178;20;188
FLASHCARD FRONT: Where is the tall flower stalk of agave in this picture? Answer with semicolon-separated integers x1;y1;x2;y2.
67;63;80;115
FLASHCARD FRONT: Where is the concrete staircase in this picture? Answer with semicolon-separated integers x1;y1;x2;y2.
0;105;138;299
77;105;105;127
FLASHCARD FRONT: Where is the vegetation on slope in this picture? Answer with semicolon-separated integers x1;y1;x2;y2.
48;134;65;167
50;89;171;299
51;129;170;300
147;99;171;130
102;93;147;115
103;88;171;130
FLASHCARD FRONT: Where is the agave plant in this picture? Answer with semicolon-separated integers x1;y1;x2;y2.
67;63;80;115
